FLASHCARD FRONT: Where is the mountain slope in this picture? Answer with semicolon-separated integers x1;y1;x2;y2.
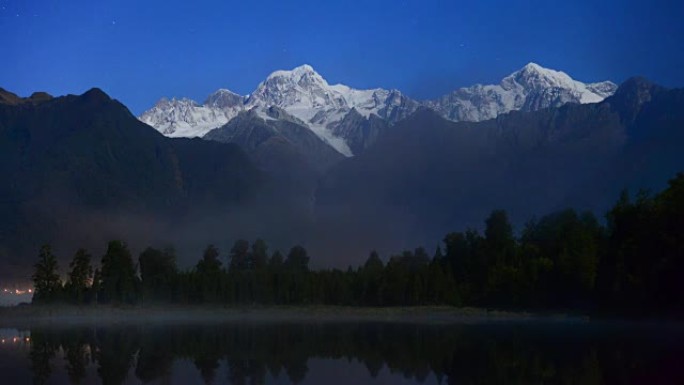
204;107;343;174
313;78;681;261
0;88;294;280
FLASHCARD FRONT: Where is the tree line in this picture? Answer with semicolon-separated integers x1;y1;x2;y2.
32;173;684;315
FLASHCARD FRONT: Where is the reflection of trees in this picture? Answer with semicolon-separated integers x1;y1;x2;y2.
29;331;58;385
135;334;174;383
61;329;93;385
95;328;139;385
25;323;684;385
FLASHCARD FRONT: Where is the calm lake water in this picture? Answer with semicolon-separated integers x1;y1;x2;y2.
0;320;682;384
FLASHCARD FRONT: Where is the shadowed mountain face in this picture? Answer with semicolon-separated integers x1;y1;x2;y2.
314;78;684;260
204;107;345;216
0;89;307;280
204;107;344;174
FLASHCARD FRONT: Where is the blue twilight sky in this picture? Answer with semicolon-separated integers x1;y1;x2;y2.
1;0;683;115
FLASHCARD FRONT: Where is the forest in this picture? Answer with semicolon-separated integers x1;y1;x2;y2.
31;173;684;315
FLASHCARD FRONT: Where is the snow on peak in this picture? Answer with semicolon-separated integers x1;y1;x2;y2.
249;64;340;113
140;62;617;155
266;64;319;79
140;93;242;138
428;62;617;122
506;62;582;91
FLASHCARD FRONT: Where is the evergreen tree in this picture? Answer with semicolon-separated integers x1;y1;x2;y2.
364;251;384;273
250;239;269;270
483;210;520;304
229;240;250;272
197;245;222;274
65;249;93;304
139;247;177;303
285;246;310;272
269;251;284;270
361;251;384;305
196;245;223;303
32;245;62;304
99;240;138;304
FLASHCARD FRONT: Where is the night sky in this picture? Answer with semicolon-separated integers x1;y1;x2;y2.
2;0;683;114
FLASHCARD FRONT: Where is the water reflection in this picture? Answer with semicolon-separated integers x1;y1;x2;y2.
17;322;684;384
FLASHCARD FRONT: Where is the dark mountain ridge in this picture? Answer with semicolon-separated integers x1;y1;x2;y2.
0;89;306;280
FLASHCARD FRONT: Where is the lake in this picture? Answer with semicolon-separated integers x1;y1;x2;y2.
0;319;682;384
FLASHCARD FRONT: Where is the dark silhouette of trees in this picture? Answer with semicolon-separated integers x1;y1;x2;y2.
229;240;250;272
196;245;223;303
64;249;93;304
99;241;138;305
250;238;269;270
29;330;58;385
32;245;62;304
521;209;602;307
138;247;177;303
27;172;684;315
285;245;310;272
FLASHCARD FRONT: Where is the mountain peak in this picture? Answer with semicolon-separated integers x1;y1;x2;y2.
28;92;53;103
0;88;24;105
506;62;576;90
608;76;665;123
81;88;112;104
208;88;242;97
204;88;244;109
520;62;545;72
266;64;322;81
0;88;54;105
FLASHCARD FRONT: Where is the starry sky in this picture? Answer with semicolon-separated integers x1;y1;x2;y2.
1;0;683;115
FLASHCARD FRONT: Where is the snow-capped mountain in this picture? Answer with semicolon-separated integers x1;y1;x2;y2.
243;64;419;155
139;62;616;156
139;90;245;138
426;63;618;122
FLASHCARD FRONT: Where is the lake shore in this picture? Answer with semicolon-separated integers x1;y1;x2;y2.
0;305;586;327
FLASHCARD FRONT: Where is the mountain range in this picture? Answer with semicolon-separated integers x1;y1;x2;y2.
140;63;617;157
316;77;683;255
1;66;682;282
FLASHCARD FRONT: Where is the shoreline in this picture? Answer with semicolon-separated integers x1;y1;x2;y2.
0;305;587;327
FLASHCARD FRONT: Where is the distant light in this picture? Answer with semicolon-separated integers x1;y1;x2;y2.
1;339;5;344
28;289;32;293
